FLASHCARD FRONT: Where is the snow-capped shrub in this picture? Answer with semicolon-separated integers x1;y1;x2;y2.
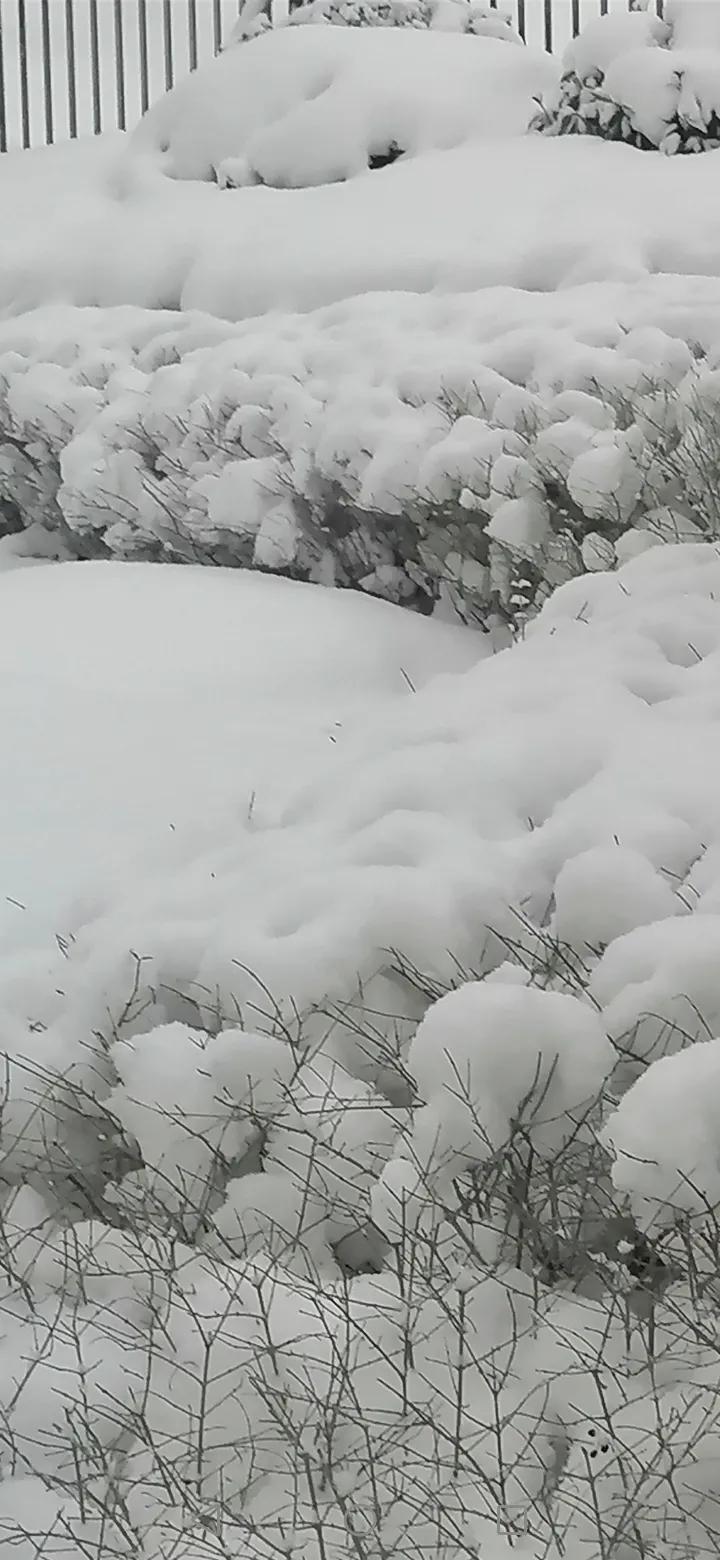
230;0;521;46
531;3;720;155
604;1038;720;1238
121;22;547;191
3;290;720;630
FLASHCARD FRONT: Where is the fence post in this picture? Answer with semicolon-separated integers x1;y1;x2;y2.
17;0;30;148
543;0;552;52
40;0;53;143
65;0;77;139
89;0;101;134
0;0;7;154
114;0;126;130
138;0;150;115
188;0;199;72
163;0;174;90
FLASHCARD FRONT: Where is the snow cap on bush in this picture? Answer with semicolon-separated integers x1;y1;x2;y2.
407;981;613;1170
604;1036;720;1231
531;5;720;156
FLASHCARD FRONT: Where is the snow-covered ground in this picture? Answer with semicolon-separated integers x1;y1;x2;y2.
4;129;720;317
0;560;480;953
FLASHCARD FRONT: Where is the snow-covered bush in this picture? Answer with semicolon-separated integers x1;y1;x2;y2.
231;0;521;46
119;22;549;191
3;285;720;628
531;2;720;155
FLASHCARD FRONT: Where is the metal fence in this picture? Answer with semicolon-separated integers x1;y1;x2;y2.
0;0;667;153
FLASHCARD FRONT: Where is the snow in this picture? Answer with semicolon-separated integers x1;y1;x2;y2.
562;8;670;78
665;0;720;52
604;1037;720;1230
0;560;481;953
5;542;720;1188
407;982;613;1169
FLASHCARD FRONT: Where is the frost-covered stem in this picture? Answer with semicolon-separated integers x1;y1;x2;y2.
452;1285;467;1479
511;1139;536;1270
394;1209;414;1417
301;1451;330;1560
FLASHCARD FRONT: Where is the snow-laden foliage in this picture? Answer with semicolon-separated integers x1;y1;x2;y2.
5;545;720;1555
531;3;720;155
230;0;521;47
3;284;720;626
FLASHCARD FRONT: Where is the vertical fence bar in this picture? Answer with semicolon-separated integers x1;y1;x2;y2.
543;0;552;52
213;0;223;53
572;0;580;34
113;0;126;130
0;0;7;153
114;0;126;129
163;0;174;89
65;0;78;139
188;0;199;71
40;0;53;143
17;0;30;148
89;0;101;134
516;0;526;41
600;0;609;13
138;0;150;115
656;0;664;15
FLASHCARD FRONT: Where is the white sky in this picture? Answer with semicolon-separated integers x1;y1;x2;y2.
0;0;656;151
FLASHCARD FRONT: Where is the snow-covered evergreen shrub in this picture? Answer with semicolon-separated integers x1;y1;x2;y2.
531;3;720;155
231;0;521;45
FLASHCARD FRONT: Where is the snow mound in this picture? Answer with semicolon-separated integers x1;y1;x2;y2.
605;1037;720;1232
562;8;670;81
7;106;720;319
0;560;480;953
120;25;556;190
407;982;613;1170
5;543;720;1192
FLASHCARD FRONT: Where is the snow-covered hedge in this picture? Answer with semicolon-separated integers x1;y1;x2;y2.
5;545;720;1555
3;282;720;627
531;4;720;154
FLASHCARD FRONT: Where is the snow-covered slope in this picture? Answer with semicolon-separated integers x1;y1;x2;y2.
5;542;720;1115
0;561;480;953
